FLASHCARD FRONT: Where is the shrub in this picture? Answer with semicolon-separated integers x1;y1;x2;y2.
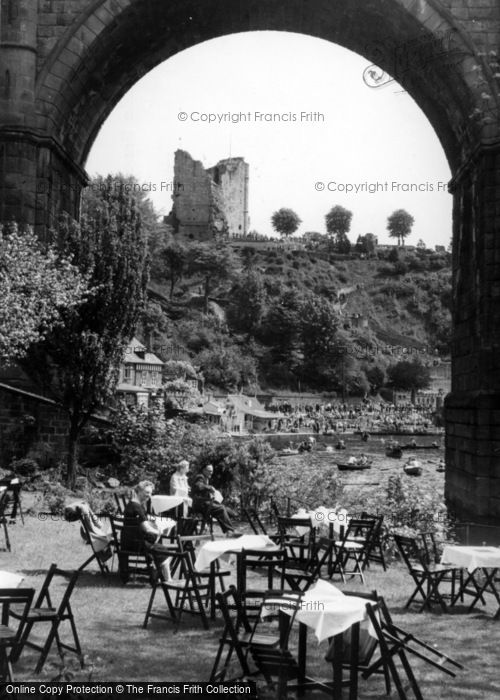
10;457;39;478
26;442;57;470
249;455;345;515
84;488;117;515
345;475;453;557
108;405;275;510
43;483;71;515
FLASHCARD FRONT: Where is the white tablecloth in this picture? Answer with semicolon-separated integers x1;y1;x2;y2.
151;516;176;536
150;495;185;514
441;545;500;573
292;508;349;537
0;571;24;588
263;579;374;643
194;534;277;571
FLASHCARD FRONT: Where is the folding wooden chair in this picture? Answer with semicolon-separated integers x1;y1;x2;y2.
283;537;335;593
324;590;390;699
330;518;376;584
394;535;456;612
364;597;463;699
11;565;83;673
109;514;156;584
0;588;34;682
248;591;304;700
143;550;210;630
113;492;129;515
420;531;464;604
77;510;113;575
177;534;231;619
0;490;11;551
237;547;286;616
0;479;24;524
244;507;271;536
210;584;282;683
361;512;387;570
277;516;316;570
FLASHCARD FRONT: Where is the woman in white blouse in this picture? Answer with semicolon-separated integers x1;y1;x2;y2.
170;460;192;513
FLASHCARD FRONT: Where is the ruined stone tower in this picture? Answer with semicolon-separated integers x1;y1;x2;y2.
170;150;249;240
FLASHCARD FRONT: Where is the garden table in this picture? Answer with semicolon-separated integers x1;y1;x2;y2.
150;494;185;515
0;571;24;588
292;507;349;537
441;545;500;618
194;534;277;571
262;579;376;700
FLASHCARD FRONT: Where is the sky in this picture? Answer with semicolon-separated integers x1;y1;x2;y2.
86;32;453;248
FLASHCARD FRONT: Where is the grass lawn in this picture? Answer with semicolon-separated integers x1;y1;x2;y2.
1;497;500;698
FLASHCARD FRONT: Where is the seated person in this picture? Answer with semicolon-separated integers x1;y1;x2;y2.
121;480;173;582
191;464;239;536
170;460;193;514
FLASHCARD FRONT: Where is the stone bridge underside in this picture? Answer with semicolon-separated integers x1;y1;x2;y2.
0;0;499;521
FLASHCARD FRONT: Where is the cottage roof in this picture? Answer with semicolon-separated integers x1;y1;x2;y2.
123;337;164;366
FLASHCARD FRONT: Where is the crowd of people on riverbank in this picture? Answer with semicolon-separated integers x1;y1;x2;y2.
265;400;440;434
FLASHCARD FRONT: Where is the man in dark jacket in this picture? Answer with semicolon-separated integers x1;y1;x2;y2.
191;464;238;535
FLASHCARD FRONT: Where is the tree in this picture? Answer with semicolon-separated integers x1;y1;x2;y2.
260;290;303;370
303;231;325;250
0;223;89;364
226;270;267;339
356;233;377;257
197;345;257;391
271;208;302;238
388;247;400;263
364;364;386;394
81;174;158;236
140;301;170;350
22;179;149;488
300;296;341;388
387;358;431;403
325;205;353;253
187;242;236;313
152;240;187;298
387;209;415;246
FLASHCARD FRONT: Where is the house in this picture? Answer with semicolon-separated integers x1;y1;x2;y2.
206;394;280;433
116;338;164;407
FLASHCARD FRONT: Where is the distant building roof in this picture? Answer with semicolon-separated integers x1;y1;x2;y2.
123;337;164;366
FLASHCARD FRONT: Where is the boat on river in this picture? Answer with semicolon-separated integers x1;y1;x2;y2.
401;442;440;450
385;446;403;458
404;458;423;476
337;458;373;471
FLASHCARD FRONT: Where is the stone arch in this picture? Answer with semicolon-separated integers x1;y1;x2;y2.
34;0;497;171
1;0;500;521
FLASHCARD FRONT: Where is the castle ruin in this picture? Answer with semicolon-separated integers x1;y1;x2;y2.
169;150;249;240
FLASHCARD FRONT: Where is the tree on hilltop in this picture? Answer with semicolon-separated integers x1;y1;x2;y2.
325;205;352;253
387;209;414;246
271;208;302;238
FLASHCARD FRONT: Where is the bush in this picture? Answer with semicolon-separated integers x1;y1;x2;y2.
345;475;453;557
26;442;57;470
10;457;39;478
249;455;345;515
43;483;71;515
108;405;275;510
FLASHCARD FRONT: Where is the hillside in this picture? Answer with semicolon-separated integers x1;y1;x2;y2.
144;241;451;394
